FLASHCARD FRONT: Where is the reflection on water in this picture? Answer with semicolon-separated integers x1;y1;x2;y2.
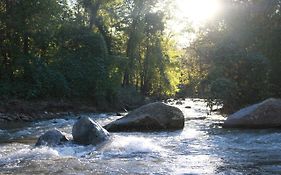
0;99;281;174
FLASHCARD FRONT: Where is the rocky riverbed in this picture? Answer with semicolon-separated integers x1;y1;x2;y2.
1;98;281;174
0;100;98;122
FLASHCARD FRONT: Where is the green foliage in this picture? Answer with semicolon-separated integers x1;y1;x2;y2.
179;0;280;113
0;0;182;109
119;0;179;97
206;78;238;112
0;0;113;102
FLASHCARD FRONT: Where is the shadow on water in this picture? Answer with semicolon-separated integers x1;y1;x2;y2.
0;122;32;144
0;121;30;130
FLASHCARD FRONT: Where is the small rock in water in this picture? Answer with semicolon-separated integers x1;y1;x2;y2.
116;112;123;116
176;101;183;105
72;116;110;145
20;115;30;121
35;129;68;147
185;106;191;109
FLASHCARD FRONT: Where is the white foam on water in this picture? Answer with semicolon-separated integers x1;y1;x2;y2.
102;135;166;155
96;113;108;118
55;144;96;157
0;145;60;166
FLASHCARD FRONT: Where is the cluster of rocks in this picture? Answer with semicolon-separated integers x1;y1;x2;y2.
36;102;185;147
0;112;71;122
0;100;97;122
0;113;32;122
165;98;185;106
36;98;281;147
36;116;110;146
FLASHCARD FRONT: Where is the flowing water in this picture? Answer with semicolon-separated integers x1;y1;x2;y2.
1;99;281;175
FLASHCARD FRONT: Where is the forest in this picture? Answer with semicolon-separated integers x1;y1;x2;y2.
0;0;280;113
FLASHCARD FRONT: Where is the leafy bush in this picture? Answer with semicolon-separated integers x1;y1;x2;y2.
207;78;238;112
203;43;270;112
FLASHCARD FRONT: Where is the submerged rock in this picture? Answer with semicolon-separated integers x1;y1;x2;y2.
72;116;110;145
35;129;68;146
223;98;281;128
104;102;184;132
176;101;183;105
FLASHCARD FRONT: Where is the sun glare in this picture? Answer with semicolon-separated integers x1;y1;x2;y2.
175;0;222;25
168;0;222;47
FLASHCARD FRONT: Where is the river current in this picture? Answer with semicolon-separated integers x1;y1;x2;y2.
0;99;281;175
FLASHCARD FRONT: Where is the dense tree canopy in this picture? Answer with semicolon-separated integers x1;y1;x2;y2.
0;0;179;109
0;0;280;112
179;0;281;112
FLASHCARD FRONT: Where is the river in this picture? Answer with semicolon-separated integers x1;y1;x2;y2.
0;99;281;175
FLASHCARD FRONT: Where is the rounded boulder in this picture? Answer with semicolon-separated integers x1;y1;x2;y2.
72;116;110;145
104;102;184;132
223;98;281;128
35;129;68;147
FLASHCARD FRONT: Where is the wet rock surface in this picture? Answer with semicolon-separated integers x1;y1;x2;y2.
35;129;68;147
72;116;110;145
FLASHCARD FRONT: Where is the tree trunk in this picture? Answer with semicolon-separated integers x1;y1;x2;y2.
88;0;101;30
23;33;29;55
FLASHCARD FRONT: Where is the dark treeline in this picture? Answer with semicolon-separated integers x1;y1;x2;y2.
0;0;179;110
180;0;281;112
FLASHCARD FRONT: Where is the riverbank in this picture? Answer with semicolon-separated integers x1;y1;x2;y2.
0;98;179;122
0;99;99;122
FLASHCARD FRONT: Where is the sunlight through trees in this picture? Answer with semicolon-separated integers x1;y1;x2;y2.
0;0;280;112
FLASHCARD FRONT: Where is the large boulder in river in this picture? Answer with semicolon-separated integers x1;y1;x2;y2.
104;102;184;132
35;129;68;147
223;98;281;128
72;116;110;145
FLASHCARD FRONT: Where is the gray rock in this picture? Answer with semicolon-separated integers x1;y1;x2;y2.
104;102;184;132
223;98;281;128
72;116;110;145
35;129;68;146
176;101;183;105
116;112;123;116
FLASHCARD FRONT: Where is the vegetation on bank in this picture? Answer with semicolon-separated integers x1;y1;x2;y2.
0;0;180;111
179;0;281;113
0;0;280;113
